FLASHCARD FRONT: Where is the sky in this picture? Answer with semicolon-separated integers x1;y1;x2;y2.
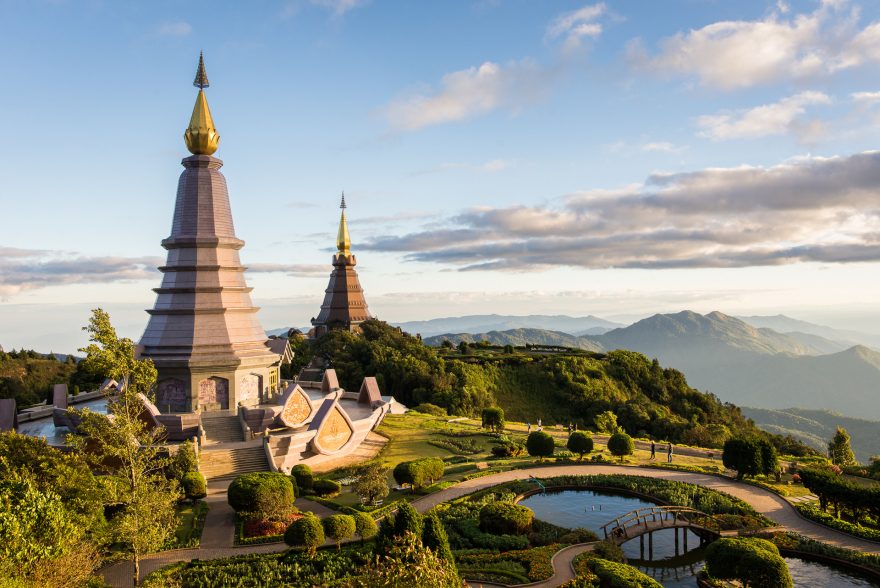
3;0;880;353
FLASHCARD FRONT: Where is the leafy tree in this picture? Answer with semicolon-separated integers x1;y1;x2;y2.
281;333;314;379
828;427;858;467
440;340;454;349
526;431;555;460
353;511;378;541
68;310;176;586
723;437;775;480
285;514;325;556
322;514;356;550
351;531;460;588
353;463;389;505
567;431;594;460
594;411;621;435
457;341;469;355
181;472;206;503
607;432;634;462
392;502;423;539
759;438;780;479
481;407;505;433
393;458;444;489
422;512;454;562
168;440;198;481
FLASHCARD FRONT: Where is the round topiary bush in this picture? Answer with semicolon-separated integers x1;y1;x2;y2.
181;471;207;503
479;502;534;535
705;537;792;588
353;511;378;540
607;432;634;462
291;464;314;494
567;431;594;460
228;472;296;519
284;514;325;556
526;431;555;460
312;478;342;498
322;513;357;549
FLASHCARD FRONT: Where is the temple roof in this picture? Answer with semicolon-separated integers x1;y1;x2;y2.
185;53;219;155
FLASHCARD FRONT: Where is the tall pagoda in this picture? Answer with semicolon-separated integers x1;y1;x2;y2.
139;54;280;413
310;194;372;337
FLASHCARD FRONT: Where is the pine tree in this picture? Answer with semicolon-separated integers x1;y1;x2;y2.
828;427;857;467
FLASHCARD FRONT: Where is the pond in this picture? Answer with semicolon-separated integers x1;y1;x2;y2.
518;489;878;587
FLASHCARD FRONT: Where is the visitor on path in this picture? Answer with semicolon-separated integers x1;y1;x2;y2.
667;443;673;463
527;422;531;434
650;441;656;460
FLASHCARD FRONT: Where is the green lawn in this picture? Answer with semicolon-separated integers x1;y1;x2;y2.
168;500;209;549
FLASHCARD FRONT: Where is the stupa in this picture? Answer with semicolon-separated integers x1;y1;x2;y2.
139;54;281;413
310;194;373;337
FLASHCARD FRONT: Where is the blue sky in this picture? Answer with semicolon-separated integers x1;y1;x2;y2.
3;0;880;352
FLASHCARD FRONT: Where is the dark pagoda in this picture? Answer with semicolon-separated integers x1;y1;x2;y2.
310;194;372;337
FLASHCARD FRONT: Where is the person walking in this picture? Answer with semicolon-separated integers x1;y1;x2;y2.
650;441;656;460
667;443;673;463
527;422;531;434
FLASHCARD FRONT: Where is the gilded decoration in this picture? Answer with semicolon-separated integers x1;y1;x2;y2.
316;405;353;452
280;387;312;428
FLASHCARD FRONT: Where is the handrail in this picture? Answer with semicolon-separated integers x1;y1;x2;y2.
600;505;718;540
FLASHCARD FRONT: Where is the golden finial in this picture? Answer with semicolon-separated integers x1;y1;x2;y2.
337;192;351;255
184;52;220;155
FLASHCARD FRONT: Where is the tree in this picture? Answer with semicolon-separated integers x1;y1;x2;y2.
353;463;389;505
422;512;454;562
607;432;634;462
322;514;356;550
441;340;454;349
352;531;460;588
69;309;176;587
567;431;594;460
723;438;764;480
181;472;207;503
227;472;296;520
758;438;780;479
392;502;423;539
457;341;469;355
353;511;378;541
168;440;198;481
594;411;621;435
481;407;505;433
526;431;555;460
393;458;444;489
828;427;858;467
284;514;325;556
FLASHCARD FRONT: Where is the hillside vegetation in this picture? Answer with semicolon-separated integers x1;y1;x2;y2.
312;320;813;454
0;349;100;407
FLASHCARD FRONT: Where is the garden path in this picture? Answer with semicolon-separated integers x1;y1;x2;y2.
99;464;880;587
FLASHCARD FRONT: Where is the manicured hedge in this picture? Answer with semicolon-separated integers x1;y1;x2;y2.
799;467;880;524
227;472;296;519
795;503;880;541
291;464;314;493
181;471;207;502
312;478;342;498
393;458;445;488
705;537;792;588
479;502;534;535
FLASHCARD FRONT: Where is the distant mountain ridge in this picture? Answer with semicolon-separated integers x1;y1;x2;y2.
392;314;624;338
424;310;880;421
738;314;880;351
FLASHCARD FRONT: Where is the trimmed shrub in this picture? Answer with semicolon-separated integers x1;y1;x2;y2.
422;512;454;562
705;537;792;588
481;407;505;433
393;458;445;489
591;539;626;563
228;472;296;519
526;431;555;460
413;403;447;416
393;502;423;539
181;471;207;503
479;502;534;535
284;514;325;556
353;511;378;541
168;440;199;481
590;558;662;587
322;514;356;549
567;431;594;460
312;478;342;498
607;432;634;462
291;464;314;494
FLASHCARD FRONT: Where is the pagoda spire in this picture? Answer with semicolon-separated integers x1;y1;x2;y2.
336;191;351;255
184;52;220;155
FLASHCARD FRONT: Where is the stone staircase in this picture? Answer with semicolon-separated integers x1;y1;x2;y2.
200;411;243;444
199;444;269;480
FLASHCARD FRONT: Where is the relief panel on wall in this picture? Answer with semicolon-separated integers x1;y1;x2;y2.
156;378;188;413
316;405;353;452
198;376;229;410
239;374;261;405
279;385;312;428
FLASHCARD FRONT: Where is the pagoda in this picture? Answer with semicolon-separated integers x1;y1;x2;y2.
310;194;373;337
139;54;281;413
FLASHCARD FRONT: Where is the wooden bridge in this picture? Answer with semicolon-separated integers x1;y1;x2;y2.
600;506;725;557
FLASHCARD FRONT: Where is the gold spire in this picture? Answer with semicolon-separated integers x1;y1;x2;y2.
184;52;220;155
336;192;351;255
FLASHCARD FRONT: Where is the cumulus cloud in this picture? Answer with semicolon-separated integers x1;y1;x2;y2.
546;3;606;52
629;1;880;89
362;150;880;271
697;91;832;140
384;60;550;131
0;249;162;298
157;21;192;36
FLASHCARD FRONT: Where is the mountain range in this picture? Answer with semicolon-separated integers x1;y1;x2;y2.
391;314;624;338
424;310;880;421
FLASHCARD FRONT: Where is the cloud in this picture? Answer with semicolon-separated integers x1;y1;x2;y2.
0;249;161;298
640;141;685;153
362;150;880;271
384;60;550;131
157;21;192;36
629;1;880;89
546;3;606;52
851;91;880;105
309;0;368;15
697;91;831;140
246;263;328;277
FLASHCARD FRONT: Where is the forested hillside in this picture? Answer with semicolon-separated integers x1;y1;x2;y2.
309;320;814;454
0;349;100;407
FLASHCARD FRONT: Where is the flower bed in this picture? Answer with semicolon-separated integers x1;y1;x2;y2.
235;512;302;546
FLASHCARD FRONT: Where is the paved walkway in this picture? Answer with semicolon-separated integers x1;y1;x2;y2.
100;464;880;587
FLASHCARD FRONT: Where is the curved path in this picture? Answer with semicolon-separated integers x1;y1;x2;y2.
100;464;880;587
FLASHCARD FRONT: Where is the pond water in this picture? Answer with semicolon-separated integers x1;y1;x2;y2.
518;489;878;587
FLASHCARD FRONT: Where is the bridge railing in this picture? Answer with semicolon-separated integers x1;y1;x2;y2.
600;505;720;540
